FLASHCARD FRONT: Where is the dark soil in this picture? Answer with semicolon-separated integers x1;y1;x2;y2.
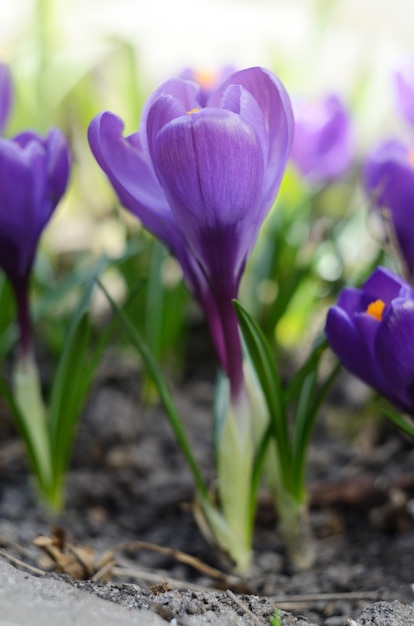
0;340;414;625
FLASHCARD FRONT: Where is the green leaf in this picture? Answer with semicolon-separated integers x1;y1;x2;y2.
292;359;340;492
0;375;50;493
249;422;272;533
48;255;109;484
96;277;208;500
284;331;327;408
381;407;414;439
233;300;293;490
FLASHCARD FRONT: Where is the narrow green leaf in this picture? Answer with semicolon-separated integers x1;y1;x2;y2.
292;360;340;492
48;255;109;478
291;370;318;498
233;300;293;489
381;407;414;439
248;422;272;534
284;331;327;408
96;278;208;500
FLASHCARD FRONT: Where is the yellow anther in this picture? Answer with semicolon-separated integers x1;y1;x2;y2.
365;299;385;321
186;108;199;115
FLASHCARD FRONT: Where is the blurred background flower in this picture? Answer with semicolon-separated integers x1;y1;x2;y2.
289;93;354;185
392;55;414;128
363;138;414;283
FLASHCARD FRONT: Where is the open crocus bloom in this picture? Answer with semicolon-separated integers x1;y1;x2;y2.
290;93;354;185
325;266;414;415
88;66;293;399
363;138;414;281
0;128;70;353
0;63;13;135
393;56;414;128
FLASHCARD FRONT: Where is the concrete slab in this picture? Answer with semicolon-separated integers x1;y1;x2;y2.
0;559;165;626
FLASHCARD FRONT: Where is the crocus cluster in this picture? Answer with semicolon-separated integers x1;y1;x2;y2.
325;266;414;416
363;138;414;282
88;66;294;400
290;93;354;185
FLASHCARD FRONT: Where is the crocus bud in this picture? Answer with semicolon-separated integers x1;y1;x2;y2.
326;266;414;416
88;66;293;399
290;93;354;185
0;128;70;354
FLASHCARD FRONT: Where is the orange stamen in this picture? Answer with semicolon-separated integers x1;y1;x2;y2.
365;299;385;321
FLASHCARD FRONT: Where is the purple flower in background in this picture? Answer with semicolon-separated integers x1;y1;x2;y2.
0;63;13;135
179;66;235;106
290;93;354;185
393;56;414;128
0;129;70;354
326;266;414;416
363;138;414;281
88;66;293;398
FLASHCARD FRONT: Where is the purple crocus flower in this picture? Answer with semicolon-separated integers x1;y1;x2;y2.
325;266;414;416
88;66;293;399
0;63;13;135
0;129;70;354
290;93;354;185
363;138;414;282
393;56;414;128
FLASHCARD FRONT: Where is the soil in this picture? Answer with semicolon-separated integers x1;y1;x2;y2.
0;334;414;625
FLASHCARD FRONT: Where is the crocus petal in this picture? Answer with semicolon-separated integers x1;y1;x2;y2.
0;64;12;135
88;110;228;356
208;67;294;210
0;139;46;278
375;299;414;412
0;129;70;284
219;84;268;166
362;266;410;304
325;304;384;390
151;107;264;285
88;111;174;245
335;286;372;316
140;78;201;154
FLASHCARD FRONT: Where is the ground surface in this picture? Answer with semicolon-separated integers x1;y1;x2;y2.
0;346;414;625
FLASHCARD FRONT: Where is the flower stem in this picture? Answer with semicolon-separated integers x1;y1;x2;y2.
214;288;244;401
13;278;33;357
275;488;315;570
12;350;53;499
